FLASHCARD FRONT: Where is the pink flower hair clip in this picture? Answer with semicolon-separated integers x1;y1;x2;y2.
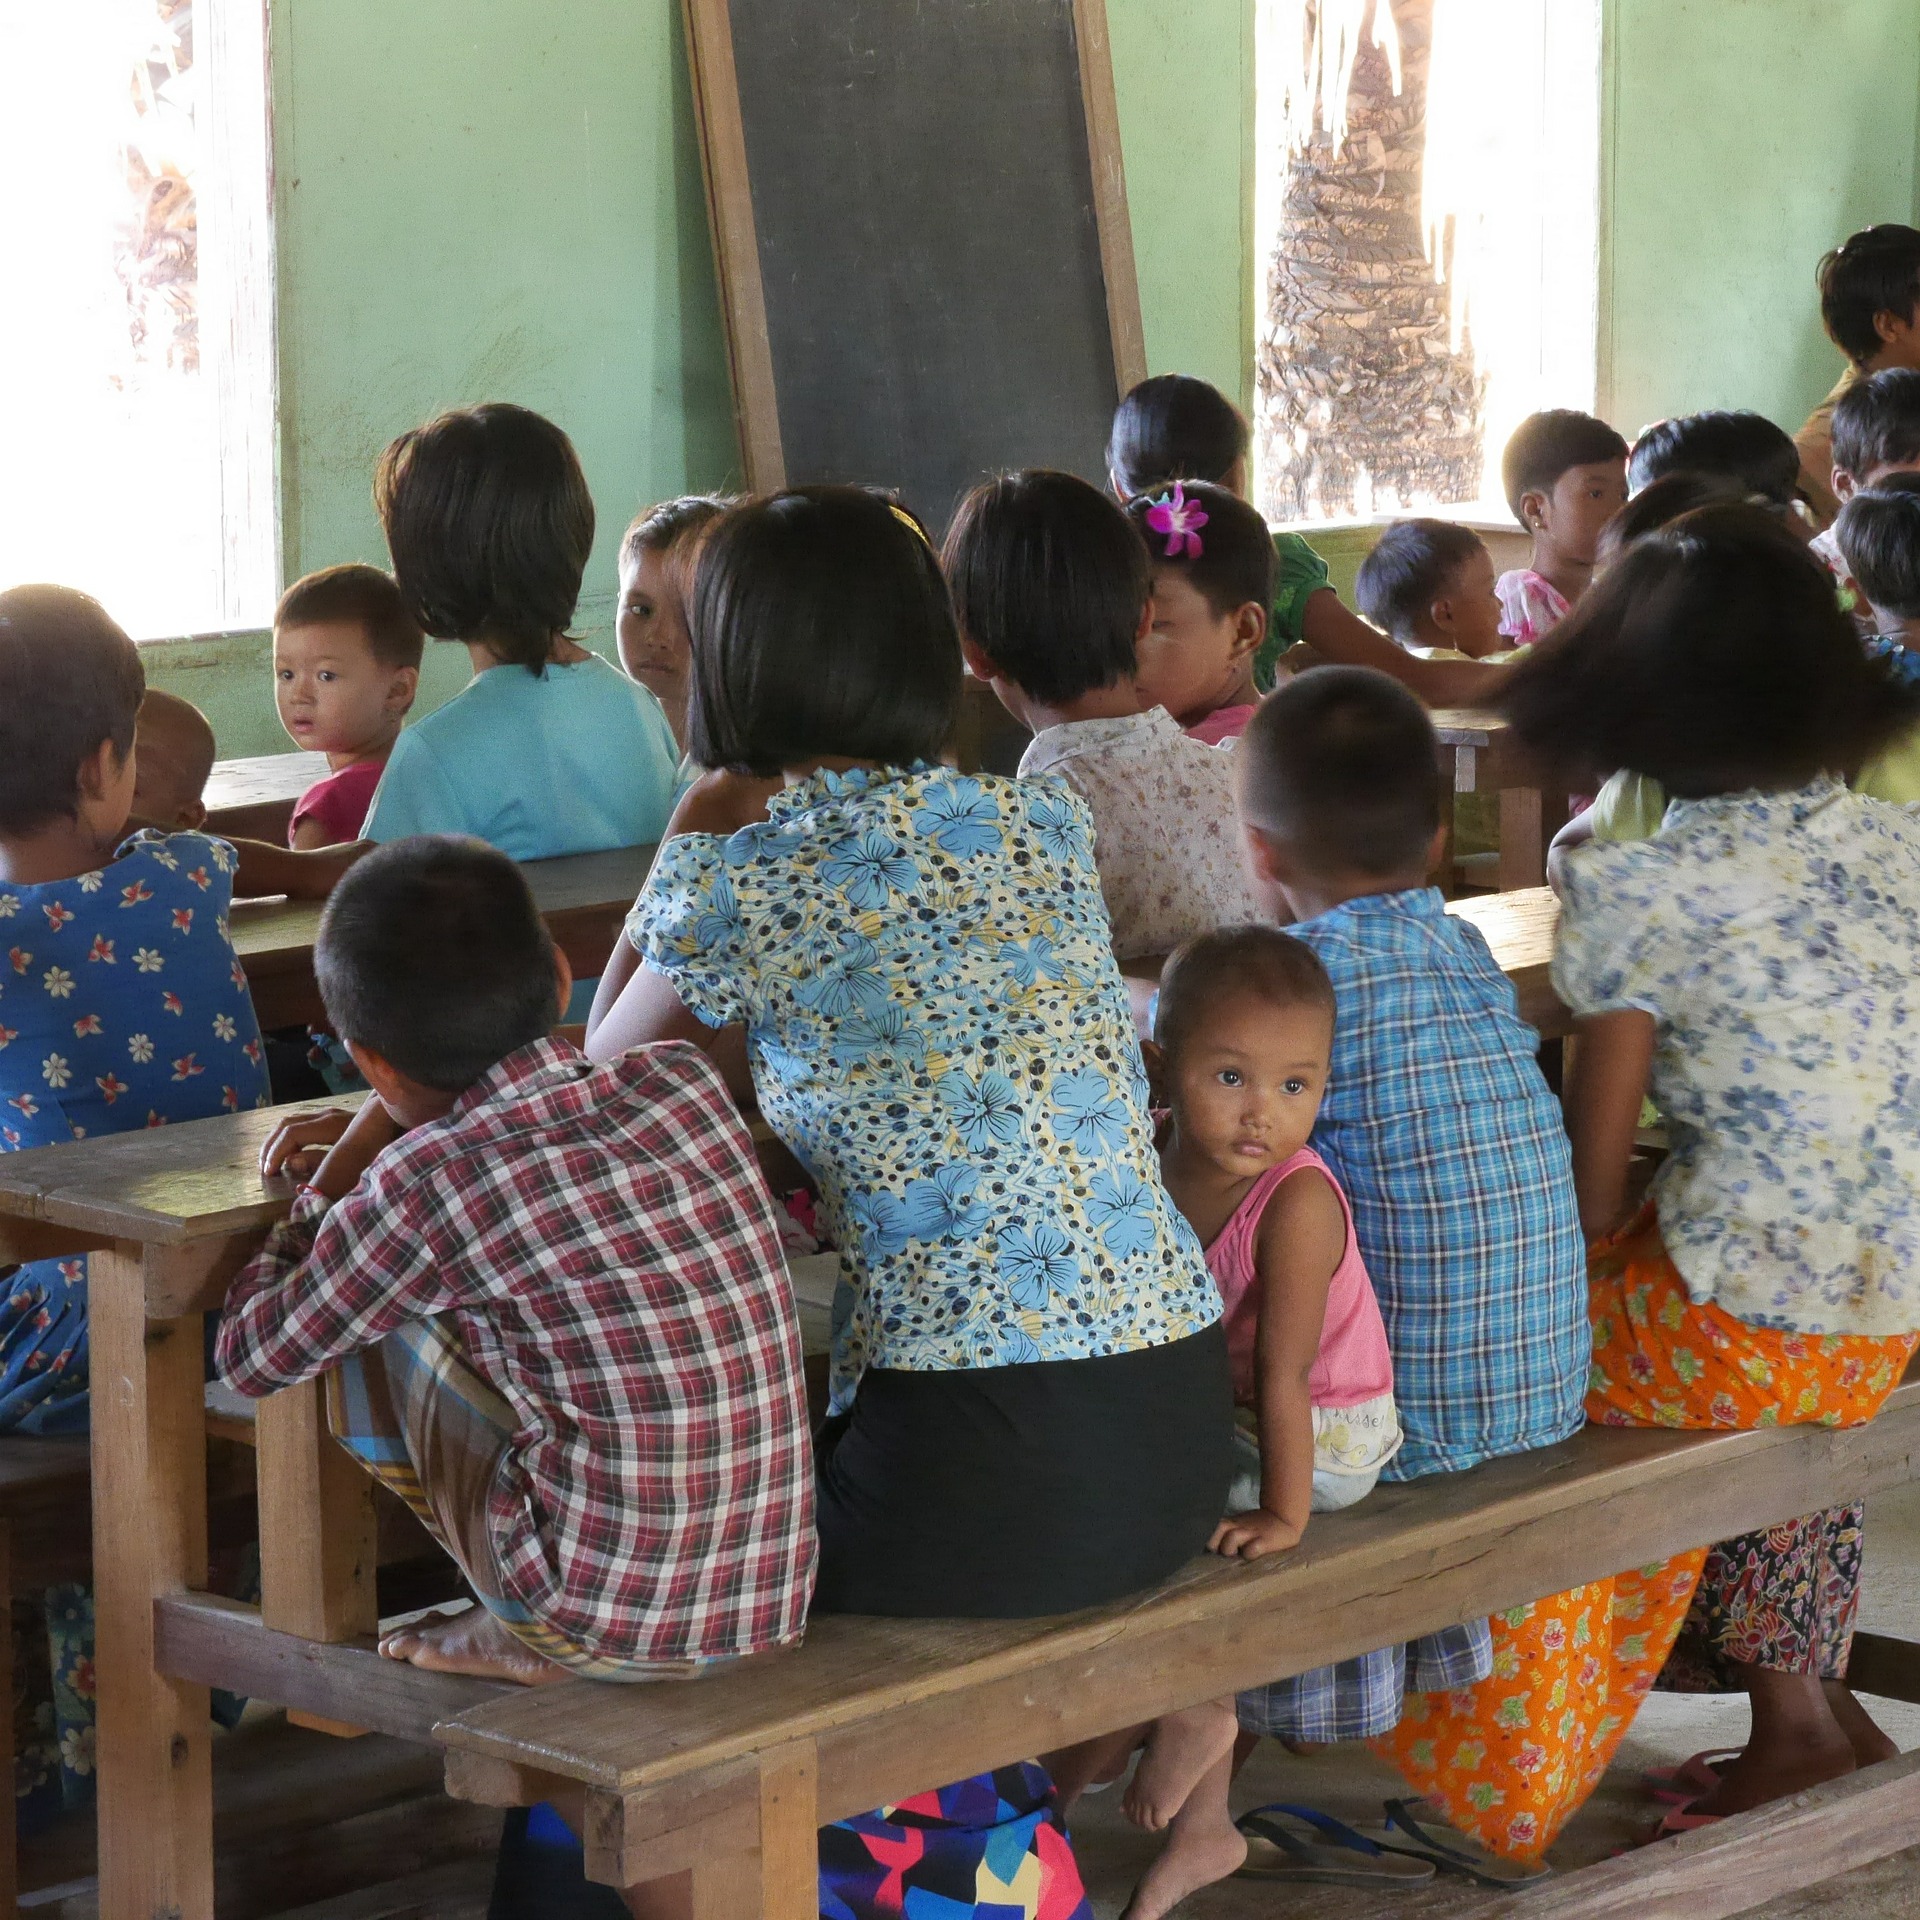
1145;482;1208;559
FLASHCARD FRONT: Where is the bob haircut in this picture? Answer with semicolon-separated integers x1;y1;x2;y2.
943;470;1150;705
1835;472;1920;621
687;487;960;777
1501;504;1920;798
374;403;595;675
1501;410;1629;521
1819;224;1920;368
1107;374;1250;499
1124;480;1274;617
0;585;146;836
1628;410;1802;507
1153;924;1335;1060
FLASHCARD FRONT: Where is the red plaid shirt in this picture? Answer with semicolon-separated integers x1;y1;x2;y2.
218;1038;816;1664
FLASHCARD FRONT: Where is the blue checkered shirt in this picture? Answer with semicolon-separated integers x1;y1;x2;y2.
1288;890;1588;1480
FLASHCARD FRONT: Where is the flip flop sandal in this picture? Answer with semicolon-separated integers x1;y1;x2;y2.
1649;1804;1724;1842
1234;1803;1439;1887
1350;1797;1553;1890
1642;1748;1740;1805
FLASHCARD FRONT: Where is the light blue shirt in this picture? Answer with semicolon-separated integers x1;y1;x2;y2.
364;654;678;862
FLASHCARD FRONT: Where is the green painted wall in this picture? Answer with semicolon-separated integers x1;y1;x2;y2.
151;0;1257;756
1600;0;1920;441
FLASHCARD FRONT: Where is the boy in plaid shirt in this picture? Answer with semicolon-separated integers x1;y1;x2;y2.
218;837;815;1685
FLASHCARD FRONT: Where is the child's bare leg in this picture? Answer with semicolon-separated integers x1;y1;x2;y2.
1824;1680;1899;1767
1043;1726;1145;1816
377;1601;571;1686
1122;1745;1245;1920
1688;1667;1853;1815
619;1872;694;1920
1122;1698;1237;1832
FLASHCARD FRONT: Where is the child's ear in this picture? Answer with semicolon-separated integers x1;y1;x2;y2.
1241;822;1288;889
958;634;998;683
1230;602;1267;665
386;666;420;714
178;800;208;832
1518;486;1550;533
1425;822;1449;873
1427;593;1456;636
553;948;575;1025
1134;596;1155;648
1832;467;1858;505
343;1041;410;1112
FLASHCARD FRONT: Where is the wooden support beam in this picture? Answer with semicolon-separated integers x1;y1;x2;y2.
1844;1629;1920;1706
257;1377;378;1644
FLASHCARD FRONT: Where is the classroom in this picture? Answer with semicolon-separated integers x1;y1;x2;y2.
5;1;1920;1917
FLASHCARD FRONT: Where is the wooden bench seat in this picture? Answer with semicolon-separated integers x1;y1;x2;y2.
203;753;332;846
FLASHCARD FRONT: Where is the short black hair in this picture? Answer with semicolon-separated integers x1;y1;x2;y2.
274;564;426;671
1107;375;1251;499
0;585;146;836
374;403;595;675
1599;472;1760;563
1353;519;1488;639
1501;504;1920;798
316;838;560;1093
620;495;732;573
1819;225;1920;368
943;470;1149;704
1238;666;1440;876
1628;411;1802;506
1153;924;1335;1060
687;488;960;776
1835;473;1920;620
1124;481;1274;617
1829;368;1920;481
1501;410;1630;521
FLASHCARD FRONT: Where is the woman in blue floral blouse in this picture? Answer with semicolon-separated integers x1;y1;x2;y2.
587;488;1230;1920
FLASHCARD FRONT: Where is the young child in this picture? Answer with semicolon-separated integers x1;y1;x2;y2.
363;403;679;863
273;564;424;847
1813;369;1920;598
1498;409;1630;644
1116;926;1401;1920
1836;471;1920;653
1234;670;1604;1863
1799;224;1920;523
1507;504;1920;1831
1628;410;1807;513
129;689;216;829
0;586;269;1437
617;495;729;753
587;485;1226;1919
1353;519;1510;661
943;468;1266;962
217;836;816;1701
1122;480;1274;742
1106;374;1504;706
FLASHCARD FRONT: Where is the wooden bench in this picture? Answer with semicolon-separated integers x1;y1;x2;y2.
203;753;332;846
1429;709;1571;894
233;842;658;1029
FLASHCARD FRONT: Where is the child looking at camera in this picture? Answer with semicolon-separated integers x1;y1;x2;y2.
273;565;424;847
1122;481;1273;743
617;495;730;754
1113;926;1401;1920
1498;409;1630;644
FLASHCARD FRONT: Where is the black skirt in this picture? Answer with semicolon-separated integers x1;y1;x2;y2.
813;1321;1233;1619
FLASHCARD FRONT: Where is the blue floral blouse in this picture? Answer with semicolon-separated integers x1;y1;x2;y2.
0;831;270;1432
1556;778;1920;1337
628;764;1220;1411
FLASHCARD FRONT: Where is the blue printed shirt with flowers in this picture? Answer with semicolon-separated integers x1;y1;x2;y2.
628;764;1219;1412
0;831;269;1433
1557;778;1920;1338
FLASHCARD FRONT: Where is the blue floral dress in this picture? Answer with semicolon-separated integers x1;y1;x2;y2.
0;831;267;1830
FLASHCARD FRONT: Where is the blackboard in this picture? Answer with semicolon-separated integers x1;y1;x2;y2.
684;0;1146;532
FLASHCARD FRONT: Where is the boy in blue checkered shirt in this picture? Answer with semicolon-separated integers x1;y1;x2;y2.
1231;667;1587;1751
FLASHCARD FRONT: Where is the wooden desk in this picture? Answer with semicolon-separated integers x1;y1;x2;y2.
233;843;657;1028
1447;885;1567;1039
204;753;330;844
1428;710;1570;893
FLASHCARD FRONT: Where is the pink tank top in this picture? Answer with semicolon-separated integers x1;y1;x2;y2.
1204;1145;1394;1412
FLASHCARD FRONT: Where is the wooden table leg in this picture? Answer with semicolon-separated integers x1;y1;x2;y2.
91;1247;213;1920
1498;785;1571;893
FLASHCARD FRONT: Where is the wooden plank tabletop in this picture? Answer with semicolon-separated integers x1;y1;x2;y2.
1446;885;1566;1037
204;753;331;844
234;842;658;1029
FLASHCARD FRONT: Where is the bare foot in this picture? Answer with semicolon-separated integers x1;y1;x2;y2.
1122;1700;1237;1832
1826;1682;1899;1768
377;1603;571;1686
1044;1726;1144;1819
1122;1752;1247;1920
1688;1726;1854;1815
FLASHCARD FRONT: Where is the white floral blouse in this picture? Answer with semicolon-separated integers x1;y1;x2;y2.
628;763;1220;1411
1556;778;1920;1336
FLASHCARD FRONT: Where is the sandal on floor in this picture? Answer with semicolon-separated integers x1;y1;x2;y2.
1649;1804;1724;1841
1350;1797;1553;1890
1234;1804;1439;1887
1642;1748;1740;1805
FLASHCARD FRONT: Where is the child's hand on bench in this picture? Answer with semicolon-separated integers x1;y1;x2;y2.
1211;1507;1305;1562
260;1101;398;1199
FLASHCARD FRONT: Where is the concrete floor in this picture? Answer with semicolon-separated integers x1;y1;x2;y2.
1068;1483;1920;1919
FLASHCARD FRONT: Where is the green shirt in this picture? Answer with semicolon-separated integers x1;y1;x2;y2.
1255;531;1333;691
